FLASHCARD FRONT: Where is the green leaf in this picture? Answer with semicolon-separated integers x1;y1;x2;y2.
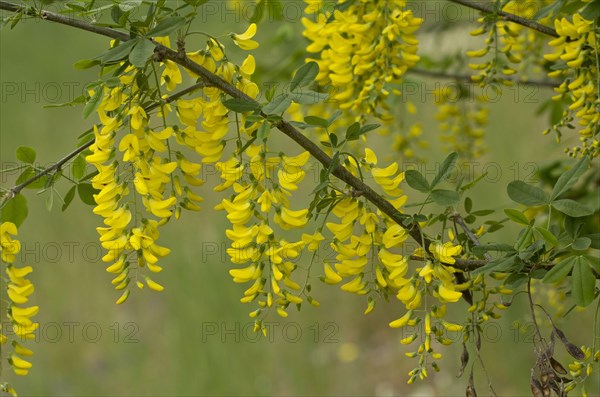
515;227;534;252
571;257;596;307
535;226;558;246
572;237;591;251
564;216;585;238
44;95;86;109
147;16;186;37
304;116;329;128
535;0;566;19
551;199;594;217
543;256;576;284
472;255;518;275
519;239;544;260
580;0;600;20
288;121;309;129
289;90;328;105
257;122;270;143
431;189;460;206
551;156;590;200
77;183;98;206
504;209;530;226
129;39;155;68
471;209;494;216
74;59;101;70
83;86;104;119
507;180;548;206
0;194;28;227
464;197;472;213
289;62;319;92
473;243;516;257
222;98;261;113
263;94;291;115
16;146;36;164
405;170;430;193
15;168;46;189
588;233;600;249
359;124;380;135
72;154;87;180
345;122;361;141
62;185;76;212
584;255;600;273
431;152;458;189
100;39;139;64
327;110;342;125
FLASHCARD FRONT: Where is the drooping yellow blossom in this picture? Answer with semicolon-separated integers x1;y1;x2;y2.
429;241;462;264
544;13;599;157
1;222;39;381
302;0;422;117
231;23;259;50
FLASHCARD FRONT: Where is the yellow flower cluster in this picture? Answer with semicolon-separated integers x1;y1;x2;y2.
216;148;318;330
545;13;599;158
302;0;422;118
384;231;468;382
434;86;488;159
85;31;261;303
496;1;550;76
467;0;547;86
1;222;38;384
565;345;599;396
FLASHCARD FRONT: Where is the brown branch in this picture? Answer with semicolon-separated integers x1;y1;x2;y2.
410;255;488;270
446;0;559;38
0;1;431;246
409;68;559;89
452;212;494;262
6;1;598;284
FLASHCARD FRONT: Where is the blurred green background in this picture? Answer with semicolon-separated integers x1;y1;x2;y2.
0;1;597;396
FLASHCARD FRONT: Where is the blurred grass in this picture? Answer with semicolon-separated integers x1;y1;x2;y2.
0;2;597;396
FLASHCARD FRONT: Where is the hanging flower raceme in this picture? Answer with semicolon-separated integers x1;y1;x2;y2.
302;0;422;117
466;0;535;87
215;146;316;332
434;86;488;159
1;222;39;388
544;13;600;158
82;31;264;304
85;43;189;303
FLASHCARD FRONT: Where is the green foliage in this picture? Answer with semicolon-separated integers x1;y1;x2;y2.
0;1;598;396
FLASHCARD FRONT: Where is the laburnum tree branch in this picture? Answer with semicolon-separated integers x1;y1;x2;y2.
445;0;559;38
1;1;586;280
0;1;432;247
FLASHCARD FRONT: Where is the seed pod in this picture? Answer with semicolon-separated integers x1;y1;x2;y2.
458;342;469;378
550;357;567;375
531;375;544;397
466;370;477;397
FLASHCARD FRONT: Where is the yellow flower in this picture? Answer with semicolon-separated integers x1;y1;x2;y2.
429;241;462;264
437;283;463;303
382;224;408;249
1;222;21;263
161;60;182;91
232;23;259;50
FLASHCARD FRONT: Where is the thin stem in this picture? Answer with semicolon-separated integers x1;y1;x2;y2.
409;68;559;88
452;212;492;261
446;0;558;38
